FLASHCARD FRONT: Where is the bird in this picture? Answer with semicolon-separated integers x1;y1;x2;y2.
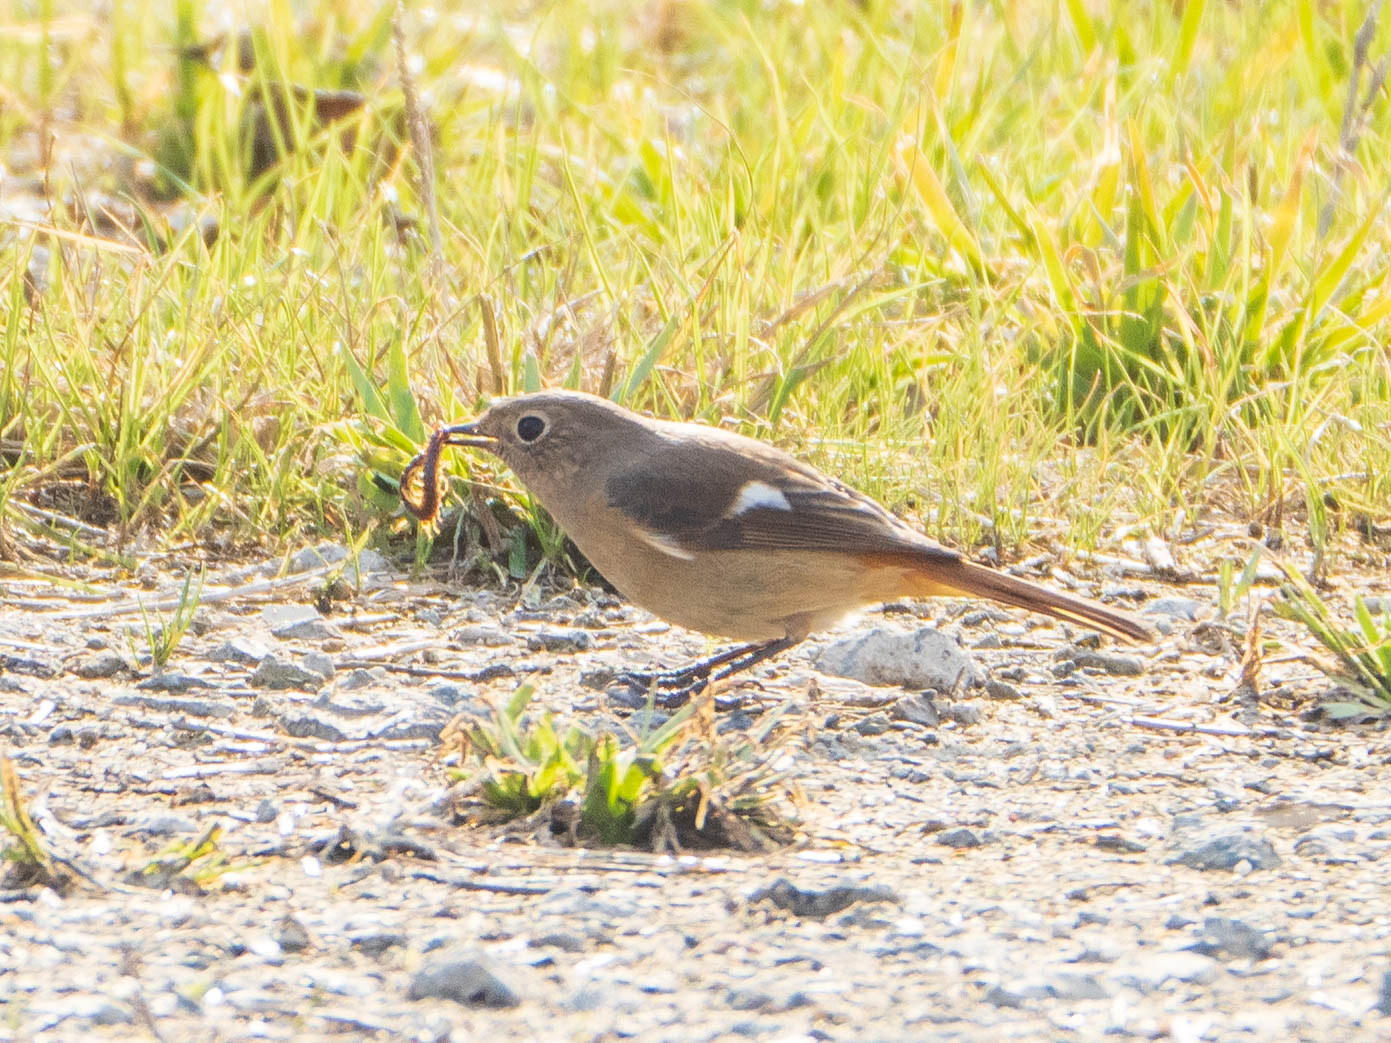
401;390;1152;704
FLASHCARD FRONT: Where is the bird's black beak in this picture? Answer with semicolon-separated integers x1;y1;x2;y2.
440;421;498;451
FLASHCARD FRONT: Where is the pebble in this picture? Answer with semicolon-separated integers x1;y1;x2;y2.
1168;832;1282;872
352;931;408;956
407;953;521;1008
526;628;591;652
749;878;898;918
289;543;388;583
936;828;983;849
1188;917;1275;961
1056;648;1144;676
206;637;271;664
135;672;213;692
453;625;512;646
251;655;327;691
301;652;336;680
853;713;892;736
72;651;126;679
275;915;311;953
1115;950;1221;991
890;694;939;728
816;627;983;690
272;617;342;641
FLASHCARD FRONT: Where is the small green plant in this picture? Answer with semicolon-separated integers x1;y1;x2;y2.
1217;545;1264;621
445;684;795;851
130;821;232;892
1274;570;1391;719
0;752;65;891
135;566;205;670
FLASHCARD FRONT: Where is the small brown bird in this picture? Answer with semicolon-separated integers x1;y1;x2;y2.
403;390;1151;704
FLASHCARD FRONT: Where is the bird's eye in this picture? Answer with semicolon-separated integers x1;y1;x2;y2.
516;415;546;443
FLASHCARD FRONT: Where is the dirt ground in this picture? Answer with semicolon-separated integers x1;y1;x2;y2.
2;537;1389;1042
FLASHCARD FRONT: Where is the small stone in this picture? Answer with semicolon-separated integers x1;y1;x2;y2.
337;668;382;690
936;828;983;849
984;679;1023;700
48;724;74;745
136;672;213;693
890;694;939;727
453;625;512;647
816;627;983;690
275;915;311;953
407;954;520;1008
277;713;349;742
938;702;982;727
1116;951;1220;991
251;655;326;691
261;604;319;628
1376;970;1391;1016
1047;973;1110;1001
1189;917;1275;961
206;637;271;665
749;877;898;919
1059;648;1144;676
73;651;127;679
530;932;586;953
273;617;341;641
1145;598;1204;621
1168;832;1281;872
254;799;277;823
853;713;892;736
525;629;591;652
352;931;408;956
301;652;335;680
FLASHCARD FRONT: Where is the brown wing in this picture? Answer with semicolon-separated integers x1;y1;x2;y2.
604;426;960;564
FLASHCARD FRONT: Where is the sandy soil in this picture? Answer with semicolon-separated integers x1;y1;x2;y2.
1;542;1389;1042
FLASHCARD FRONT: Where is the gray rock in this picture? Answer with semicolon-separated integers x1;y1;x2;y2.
1293;825;1360;864
125;813;199;838
136;672;213;692
453;625;512;646
1059;648;1144;676
301;652;335;680
749;878;898;918
251;655;326;691
261;604;320;629
984;679;1023;700
73;651;127;679
407;953;520;1008
277;713;349;743
353;931;408;956
939;702;982;727
273;617;341;641
853;713;892;736
526;628;591;652
1168;832;1281;872
206;637;271;664
1116;951;1221;991
1377;969;1391;1016
340;667;386;690
937;828;983;849
983;982;1048;1007
891;694;939;727
530;932;586;953
275;915;311;953
1190;917;1275;961
1145;597;1204;621
816;627;983;690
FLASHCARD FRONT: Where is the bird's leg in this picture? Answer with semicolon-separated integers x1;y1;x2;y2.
615;637;798;709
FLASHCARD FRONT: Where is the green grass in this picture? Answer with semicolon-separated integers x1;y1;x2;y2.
0;0;1387;571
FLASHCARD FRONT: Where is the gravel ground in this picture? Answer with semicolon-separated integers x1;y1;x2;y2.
2;542;1389;1042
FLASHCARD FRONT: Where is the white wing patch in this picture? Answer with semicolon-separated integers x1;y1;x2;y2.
636;527;697;561
728;480;792;516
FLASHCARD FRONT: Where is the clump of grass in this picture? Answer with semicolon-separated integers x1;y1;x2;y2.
135;566;205;670
0;752;70;892
128;821;234;893
1274;570;1391;719
442;684;796;852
